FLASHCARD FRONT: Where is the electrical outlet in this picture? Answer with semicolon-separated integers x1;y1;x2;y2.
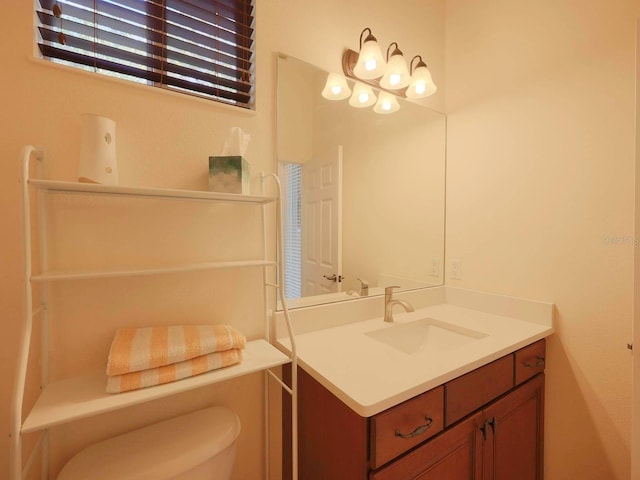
430;258;440;277
450;259;462;280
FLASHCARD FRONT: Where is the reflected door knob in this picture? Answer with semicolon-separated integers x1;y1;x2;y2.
323;274;344;282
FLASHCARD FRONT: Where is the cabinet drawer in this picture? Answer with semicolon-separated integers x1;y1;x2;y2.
370;386;444;469
369;412;483;480
514;339;546;385
445;355;513;426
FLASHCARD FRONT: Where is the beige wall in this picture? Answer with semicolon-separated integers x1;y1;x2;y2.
276;56;315;165
445;1;638;479
1;1;445;479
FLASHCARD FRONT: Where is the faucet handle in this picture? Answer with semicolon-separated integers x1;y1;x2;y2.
357;277;369;296
385;285;401;296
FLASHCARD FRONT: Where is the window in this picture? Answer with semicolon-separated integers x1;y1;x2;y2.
279;162;302;300
35;0;255;109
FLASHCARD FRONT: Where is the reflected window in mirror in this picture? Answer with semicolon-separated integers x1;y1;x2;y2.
280;162;303;299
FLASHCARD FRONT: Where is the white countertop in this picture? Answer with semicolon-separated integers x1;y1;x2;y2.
275;287;554;417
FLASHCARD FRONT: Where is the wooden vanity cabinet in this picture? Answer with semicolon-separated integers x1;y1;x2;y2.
371;373;544;480
292;367;369;479
283;339;546;480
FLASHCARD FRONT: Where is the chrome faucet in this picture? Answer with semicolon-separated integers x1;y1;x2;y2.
384;286;415;323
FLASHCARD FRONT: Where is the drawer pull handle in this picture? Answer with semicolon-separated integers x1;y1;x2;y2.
524;356;545;368
394;416;433;439
480;417;498;440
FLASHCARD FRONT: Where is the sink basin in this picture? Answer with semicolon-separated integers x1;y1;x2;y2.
365;318;488;354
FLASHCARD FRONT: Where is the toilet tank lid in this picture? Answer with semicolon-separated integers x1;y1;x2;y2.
57;406;241;480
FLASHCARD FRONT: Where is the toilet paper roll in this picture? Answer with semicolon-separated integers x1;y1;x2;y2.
78;114;119;185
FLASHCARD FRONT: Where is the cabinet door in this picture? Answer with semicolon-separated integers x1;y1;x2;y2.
370;412;483;480
482;374;544;480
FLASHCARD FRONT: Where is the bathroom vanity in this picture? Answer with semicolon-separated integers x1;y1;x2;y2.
287;340;544;480
274;53;552;480
276;286;553;480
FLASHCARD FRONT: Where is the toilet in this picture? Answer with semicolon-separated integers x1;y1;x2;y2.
57;406;241;480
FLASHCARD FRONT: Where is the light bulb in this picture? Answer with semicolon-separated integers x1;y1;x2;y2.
373;91;400;114
349;83;377;108
321;72;351;100
365;58;377;71
380;44;411;90
406;58;437;99
353;29;386;80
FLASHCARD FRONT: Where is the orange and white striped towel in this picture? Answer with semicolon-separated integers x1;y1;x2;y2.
106;348;242;393
106;325;246;376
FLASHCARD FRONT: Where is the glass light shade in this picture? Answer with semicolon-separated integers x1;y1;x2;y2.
353;39;386;79
406;64;437;99
373;91;400;114
380;52;411;90
321;72;351;100
348;83;377;108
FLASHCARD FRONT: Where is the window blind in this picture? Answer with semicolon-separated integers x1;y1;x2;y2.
36;0;255;108
281;163;302;299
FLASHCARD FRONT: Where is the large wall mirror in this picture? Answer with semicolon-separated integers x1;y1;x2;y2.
276;53;446;309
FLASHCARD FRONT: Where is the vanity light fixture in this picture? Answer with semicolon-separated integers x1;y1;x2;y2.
352;28;386;80
328;28;437;113
373;91;400;114
349;83;377;108
341;28;438;107
321;72;351;100
379;42;411;90
406;55;437;99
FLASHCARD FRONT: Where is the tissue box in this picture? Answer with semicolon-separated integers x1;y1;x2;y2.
208;156;250;194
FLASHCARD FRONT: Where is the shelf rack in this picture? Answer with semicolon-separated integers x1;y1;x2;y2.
10;146;298;480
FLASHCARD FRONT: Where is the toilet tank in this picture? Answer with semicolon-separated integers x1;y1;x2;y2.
57;406;241;480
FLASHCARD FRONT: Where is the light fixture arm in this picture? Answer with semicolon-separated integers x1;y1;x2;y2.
410;55;428;74
386;42;403;60
359;27;376;49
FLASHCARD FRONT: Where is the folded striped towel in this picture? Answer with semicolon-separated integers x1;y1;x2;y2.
107;324;246;376
106;349;242;394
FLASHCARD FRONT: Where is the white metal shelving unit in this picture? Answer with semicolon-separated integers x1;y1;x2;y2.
11;146;298;480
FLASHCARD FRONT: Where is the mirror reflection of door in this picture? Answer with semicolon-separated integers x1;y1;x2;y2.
302;146;343;296
280;146;343;299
